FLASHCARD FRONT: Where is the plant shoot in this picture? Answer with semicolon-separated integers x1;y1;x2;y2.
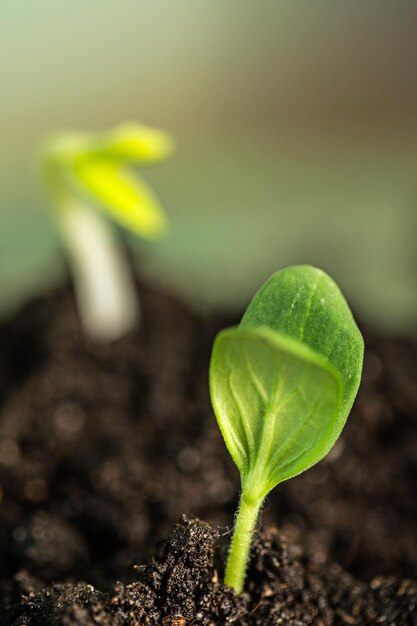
41;122;174;341
209;265;364;593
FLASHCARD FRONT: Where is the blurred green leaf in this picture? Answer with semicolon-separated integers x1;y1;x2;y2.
72;158;167;238
44;122;173;239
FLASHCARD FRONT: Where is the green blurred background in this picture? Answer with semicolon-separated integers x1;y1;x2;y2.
1;1;416;333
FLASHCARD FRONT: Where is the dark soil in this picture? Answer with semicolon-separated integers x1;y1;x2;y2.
6;516;417;626
0;278;416;624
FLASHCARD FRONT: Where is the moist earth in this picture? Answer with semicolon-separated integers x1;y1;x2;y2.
6;516;417;625
0;278;416;624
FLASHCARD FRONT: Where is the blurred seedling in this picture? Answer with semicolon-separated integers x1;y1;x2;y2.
209;265;364;593
41;122;174;341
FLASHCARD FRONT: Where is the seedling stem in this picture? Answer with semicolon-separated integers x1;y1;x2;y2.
225;491;263;592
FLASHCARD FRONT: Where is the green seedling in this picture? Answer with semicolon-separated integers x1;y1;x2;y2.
209;265;364;593
41;122;174;341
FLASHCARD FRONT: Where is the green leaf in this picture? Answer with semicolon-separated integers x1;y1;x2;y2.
209;265;364;496
44;123;174;165
87;122;174;163
70;159;167;238
210;326;342;498
43;122;173;239
240;265;364;429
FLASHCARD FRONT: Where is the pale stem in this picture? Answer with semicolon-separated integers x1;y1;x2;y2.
224;490;263;594
57;201;139;341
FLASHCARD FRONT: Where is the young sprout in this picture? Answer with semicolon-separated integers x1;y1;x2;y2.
209;265;364;593
41;122;174;341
